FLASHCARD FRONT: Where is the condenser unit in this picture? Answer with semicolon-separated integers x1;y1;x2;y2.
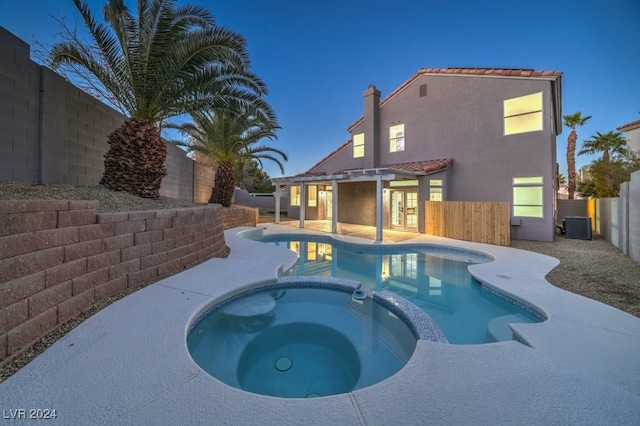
564;216;592;240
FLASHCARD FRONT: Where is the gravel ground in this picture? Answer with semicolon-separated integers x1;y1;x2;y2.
0;182;203;212
511;236;640;318
1;182;639;383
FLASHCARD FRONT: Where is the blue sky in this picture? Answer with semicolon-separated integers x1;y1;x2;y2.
1;0;639;179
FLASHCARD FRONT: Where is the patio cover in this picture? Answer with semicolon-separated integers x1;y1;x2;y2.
271;159;453;241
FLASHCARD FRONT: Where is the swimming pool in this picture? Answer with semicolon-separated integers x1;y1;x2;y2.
187;279;443;398
248;232;544;344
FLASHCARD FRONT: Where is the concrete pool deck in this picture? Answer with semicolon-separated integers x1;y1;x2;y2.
1;225;639;425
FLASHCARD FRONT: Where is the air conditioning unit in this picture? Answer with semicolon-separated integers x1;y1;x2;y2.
564;216;592;240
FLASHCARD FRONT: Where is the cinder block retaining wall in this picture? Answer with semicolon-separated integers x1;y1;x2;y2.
222;205;259;230
0;201;256;364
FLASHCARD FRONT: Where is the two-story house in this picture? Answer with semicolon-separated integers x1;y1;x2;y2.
273;68;563;242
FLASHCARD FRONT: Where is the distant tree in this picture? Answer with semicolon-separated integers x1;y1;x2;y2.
168;109;286;206
563;112;592;199
49;0;266;198
236;159;275;193
578;159;628;198
578;149;640;198
578;131;627;163
558;173;567;184
251;179;277;194
577;179;597;198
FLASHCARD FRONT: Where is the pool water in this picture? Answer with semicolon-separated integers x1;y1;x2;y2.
260;236;542;344
188;286;418;398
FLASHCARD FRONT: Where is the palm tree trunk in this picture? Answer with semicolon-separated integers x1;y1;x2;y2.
567;129;577;199
100;118;167;198
210;163;236;207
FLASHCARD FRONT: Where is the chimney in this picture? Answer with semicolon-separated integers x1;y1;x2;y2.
363;84;380;168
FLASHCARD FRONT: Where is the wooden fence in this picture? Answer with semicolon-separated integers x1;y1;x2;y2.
425;201;511;246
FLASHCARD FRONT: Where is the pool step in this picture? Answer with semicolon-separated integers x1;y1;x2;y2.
487;315;524;342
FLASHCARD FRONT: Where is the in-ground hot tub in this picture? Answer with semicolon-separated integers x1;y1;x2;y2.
187;278;446;398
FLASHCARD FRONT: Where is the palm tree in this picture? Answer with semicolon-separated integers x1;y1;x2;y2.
563;112;592;199
168;109;286;207
49;0;267;198
579;131;627;163
557;173;567;184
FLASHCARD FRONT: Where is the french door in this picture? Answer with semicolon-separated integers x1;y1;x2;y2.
391;190;418;230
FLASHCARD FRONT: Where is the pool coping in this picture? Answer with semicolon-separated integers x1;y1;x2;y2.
1;225;639;425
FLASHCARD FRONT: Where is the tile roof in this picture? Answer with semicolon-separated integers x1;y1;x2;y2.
383;158;453;174
347;67;563;131
617;119;640;131
294;158;453;179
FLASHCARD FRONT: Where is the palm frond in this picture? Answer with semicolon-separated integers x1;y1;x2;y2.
48;0;264;124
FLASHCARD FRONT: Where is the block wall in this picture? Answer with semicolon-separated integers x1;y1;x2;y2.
160;142;195;201
0;200;236;365
193;162;214;203
0;27;41;183
0;27;214;202
221;205;259;229
628;170;640;264
39;67;124;185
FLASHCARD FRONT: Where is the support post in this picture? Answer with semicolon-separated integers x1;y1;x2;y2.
299;183;306;229
274;182;281;224
331;179;338;234
376;175;383;241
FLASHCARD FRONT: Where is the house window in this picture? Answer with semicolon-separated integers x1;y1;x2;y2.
429;179;443;201
389;180;418;187
308;185;317;207
290;186;300;206
513;176;543;217
504;92;543;135
390;124;405;152
353;133;364;158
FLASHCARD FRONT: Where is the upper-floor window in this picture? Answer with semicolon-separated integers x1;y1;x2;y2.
290;186;300;206
353;133;364;158
504;92;543;135
513;176;543;217
390;124;405;152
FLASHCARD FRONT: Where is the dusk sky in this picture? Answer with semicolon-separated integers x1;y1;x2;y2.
2;0;639;179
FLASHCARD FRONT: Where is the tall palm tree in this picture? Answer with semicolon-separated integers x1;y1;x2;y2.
168;109;286;207
49;0;267;198
579;131;627;163
563;112;592;199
